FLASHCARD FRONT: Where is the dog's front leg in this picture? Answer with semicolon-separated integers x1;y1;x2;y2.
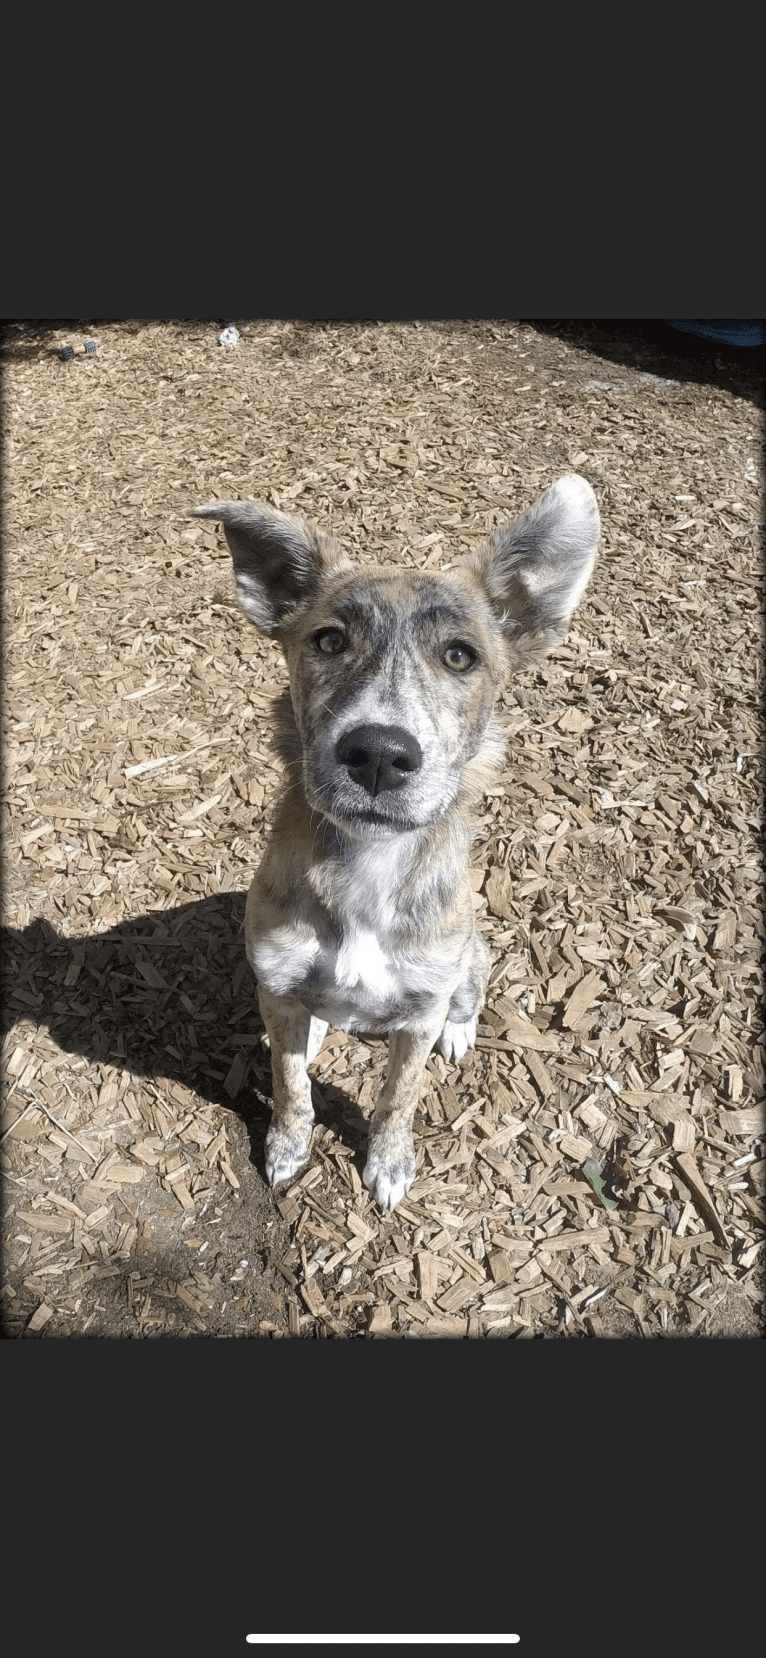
258;986;327;1186
363;1015;447;1211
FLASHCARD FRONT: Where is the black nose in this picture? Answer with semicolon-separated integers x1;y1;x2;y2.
336;723;423;796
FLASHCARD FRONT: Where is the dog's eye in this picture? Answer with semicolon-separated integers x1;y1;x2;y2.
443;643;475;672
315;628;347;655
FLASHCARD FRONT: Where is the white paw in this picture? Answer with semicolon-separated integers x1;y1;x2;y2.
306;1017;329;1064
363;1126;416;1212
437;1015;477;1062
363;1162;410;1211
264;1118;313;1186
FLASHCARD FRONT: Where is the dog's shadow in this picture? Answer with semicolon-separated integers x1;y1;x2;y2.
1;896;371;1179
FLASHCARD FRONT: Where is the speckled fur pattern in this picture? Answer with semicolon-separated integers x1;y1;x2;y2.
192;476;599;1209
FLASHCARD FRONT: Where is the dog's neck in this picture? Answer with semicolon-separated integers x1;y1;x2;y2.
296;792;475;951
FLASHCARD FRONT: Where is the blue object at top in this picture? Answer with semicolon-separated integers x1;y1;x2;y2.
665;320;765;348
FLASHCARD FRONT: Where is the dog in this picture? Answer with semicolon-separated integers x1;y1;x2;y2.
191;476;599;1209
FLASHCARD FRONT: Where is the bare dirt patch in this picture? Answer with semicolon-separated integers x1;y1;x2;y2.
2;318;763;1338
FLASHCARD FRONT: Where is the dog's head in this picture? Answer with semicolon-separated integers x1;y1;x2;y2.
192;476;599;838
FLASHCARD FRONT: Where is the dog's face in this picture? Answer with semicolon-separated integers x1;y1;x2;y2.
280;565;508;835
192;475;600;837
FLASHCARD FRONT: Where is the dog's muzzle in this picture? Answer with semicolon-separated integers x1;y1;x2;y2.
336;723;423;797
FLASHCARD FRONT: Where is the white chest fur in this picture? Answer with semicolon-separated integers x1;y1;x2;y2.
308;836;410;1012
249;833;463;1029
333;925;394;996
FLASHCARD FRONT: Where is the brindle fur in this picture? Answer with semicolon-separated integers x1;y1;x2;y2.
192;475;599;1209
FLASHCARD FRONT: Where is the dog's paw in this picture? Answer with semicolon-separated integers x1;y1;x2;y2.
306;1017;329;1065
264;1117;314;1186
363;1123;416;1211
437;1015;477;1063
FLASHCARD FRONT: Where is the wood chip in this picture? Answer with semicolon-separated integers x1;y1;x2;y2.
26;1303;54;1333
300;1279;327;1318
536;1226;612;1254
613;1285;645;1318
346;1212;375;1244
717;1107;763;1136
620;1090;690;1126
487;1248;514;1284
557;1132;593;1161
436;1276;477;1314
16;1209;72;1234
368;1304;394;1334
484;869;516;922
480;1284;518;1311
672;1116;697;1152
492;1003;560;1052
223;1051;248;1100
415;1252;439;1299
103;1162;146;1185
561;972;605;1029
523;1050;556;1097
673;1152;729;1247
168;1179;195;1211
420;1315;468;1338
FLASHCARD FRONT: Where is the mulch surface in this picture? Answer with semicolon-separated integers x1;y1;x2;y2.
2;317;763;1338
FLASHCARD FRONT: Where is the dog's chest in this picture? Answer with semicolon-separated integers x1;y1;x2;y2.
311;858;424;1024
312;924;402;1025
332;925;393;997
250;844;464;1031
307;920;460;1030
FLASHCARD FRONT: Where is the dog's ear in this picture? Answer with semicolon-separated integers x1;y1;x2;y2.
465;475;600;662
190;501;350;634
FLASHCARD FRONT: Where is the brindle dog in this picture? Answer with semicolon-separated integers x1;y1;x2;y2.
192;476;599;1209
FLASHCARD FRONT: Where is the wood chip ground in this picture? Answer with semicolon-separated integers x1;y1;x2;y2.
2;318;763;1338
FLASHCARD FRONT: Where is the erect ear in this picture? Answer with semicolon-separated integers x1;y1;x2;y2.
464;475;600;664
189;501;351;634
